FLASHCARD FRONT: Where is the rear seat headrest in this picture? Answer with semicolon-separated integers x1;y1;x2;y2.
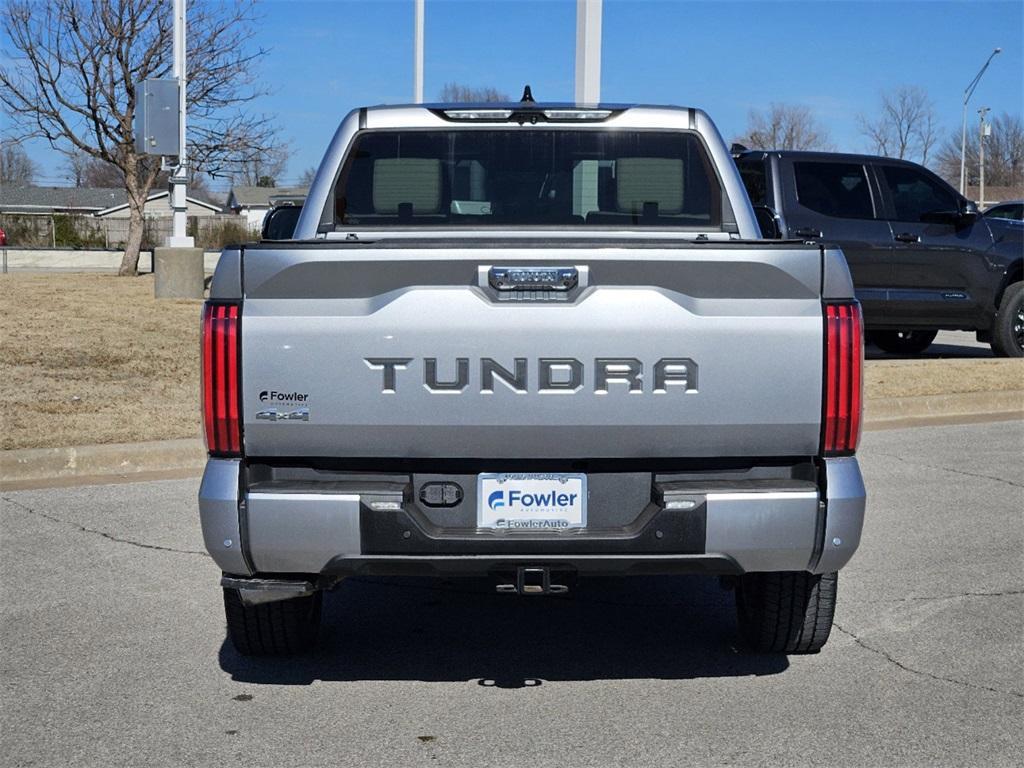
372;158;442;214
616;157;684;214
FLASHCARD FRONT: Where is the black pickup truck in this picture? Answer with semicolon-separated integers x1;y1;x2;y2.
735;150;1023;357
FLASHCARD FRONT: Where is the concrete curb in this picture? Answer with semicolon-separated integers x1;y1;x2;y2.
2;391;1022;487
1;438;205;487
864;389;1024;424
1;248;222;273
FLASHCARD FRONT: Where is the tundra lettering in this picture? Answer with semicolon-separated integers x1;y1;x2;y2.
364;357;699;394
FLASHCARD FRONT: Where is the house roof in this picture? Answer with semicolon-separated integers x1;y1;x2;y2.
228;185;309;208
0;185;223;216
0;186;126;213
93;190;223;217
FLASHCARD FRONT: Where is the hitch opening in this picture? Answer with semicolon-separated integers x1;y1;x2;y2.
496;567;569;595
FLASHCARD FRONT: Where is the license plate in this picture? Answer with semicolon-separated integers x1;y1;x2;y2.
477;473;587;530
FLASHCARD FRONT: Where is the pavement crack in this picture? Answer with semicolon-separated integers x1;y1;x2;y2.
889;588;1024;603
833;622;1023;699
871;451;1024;489
1;495;205;556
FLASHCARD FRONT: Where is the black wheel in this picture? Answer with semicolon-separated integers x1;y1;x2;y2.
991;281;1024;357
223;588;322;656
735;571;837;654
871;329;938;355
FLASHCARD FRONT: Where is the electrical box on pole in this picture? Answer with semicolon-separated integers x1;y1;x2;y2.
134;79;181;156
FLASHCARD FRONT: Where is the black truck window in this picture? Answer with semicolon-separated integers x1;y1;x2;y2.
793;161;874;219
331;130;724;229
736;157;768;206
880;165;959;222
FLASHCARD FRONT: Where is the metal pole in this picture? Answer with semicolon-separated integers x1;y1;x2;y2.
413;0;424;103
978;107;990;207
168;0;193;246
959;47;1001;195
959;103;968;195
574;0;602;104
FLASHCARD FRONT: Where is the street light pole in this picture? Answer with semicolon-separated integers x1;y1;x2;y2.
413;0;424;103
978;107;991;207
168;0;193;246
959;47;1001;195
574;0;603;103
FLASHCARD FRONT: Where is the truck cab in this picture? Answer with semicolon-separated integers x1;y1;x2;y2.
735;149;1023;356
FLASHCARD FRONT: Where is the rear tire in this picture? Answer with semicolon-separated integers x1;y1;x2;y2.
735;571;837;653
871;329;937;355
223;588;322;656
991;281;1024;357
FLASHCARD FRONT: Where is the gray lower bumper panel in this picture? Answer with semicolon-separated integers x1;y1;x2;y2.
198;458;866;577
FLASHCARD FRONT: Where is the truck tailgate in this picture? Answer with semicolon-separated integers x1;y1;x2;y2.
240;242;824;459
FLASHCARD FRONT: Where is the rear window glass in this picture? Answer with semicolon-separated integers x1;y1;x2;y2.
794;161;874;219
329;130;724;229
737;158;768;206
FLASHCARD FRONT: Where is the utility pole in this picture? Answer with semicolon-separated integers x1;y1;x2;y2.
153;0;202;298
413;0;424;103
959;47;1000;195
168;0;193;247
574;0;602;104
978;107;991;207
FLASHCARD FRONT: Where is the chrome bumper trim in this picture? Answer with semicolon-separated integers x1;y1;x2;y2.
221;576;316;605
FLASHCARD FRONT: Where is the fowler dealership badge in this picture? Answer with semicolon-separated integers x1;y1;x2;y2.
256;390;311;422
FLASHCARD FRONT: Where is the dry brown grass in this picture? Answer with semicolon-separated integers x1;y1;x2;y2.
1;273;202;450
866;358;1023;399
1;273;1021;450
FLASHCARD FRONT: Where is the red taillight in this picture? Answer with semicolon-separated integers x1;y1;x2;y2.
202;303;241;455
823;302;863;456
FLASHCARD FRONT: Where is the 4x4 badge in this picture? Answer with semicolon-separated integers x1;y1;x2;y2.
255;407;309;422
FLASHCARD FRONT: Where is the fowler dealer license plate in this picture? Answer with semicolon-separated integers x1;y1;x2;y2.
477;473;587;530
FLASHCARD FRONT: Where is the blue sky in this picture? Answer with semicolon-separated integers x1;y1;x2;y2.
10;0;1024;191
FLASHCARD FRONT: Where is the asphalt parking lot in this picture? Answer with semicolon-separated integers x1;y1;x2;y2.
1;420;1021;768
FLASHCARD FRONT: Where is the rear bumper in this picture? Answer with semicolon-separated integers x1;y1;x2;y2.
199;457;865;579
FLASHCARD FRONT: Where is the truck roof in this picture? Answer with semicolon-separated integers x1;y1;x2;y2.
734;148;930;168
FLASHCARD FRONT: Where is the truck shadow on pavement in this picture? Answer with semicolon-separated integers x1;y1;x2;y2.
218;575;788;687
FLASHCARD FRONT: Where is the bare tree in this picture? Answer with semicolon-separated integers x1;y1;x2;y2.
438;83;510;103
62;148;91;187
231;144;289;187
0;142;38;184
0;0;283;275
81;156;125;187
735;104;833;151
935;112;1024;189
63;148;216;203
858;86;937;165
298;166;318;186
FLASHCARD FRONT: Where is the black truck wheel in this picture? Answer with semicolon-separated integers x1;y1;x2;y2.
991;281;1024;357
735;571;837;654
870;329;937;355
223;588;322;656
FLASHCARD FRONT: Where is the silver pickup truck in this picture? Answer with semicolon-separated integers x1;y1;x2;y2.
199;102;866;657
